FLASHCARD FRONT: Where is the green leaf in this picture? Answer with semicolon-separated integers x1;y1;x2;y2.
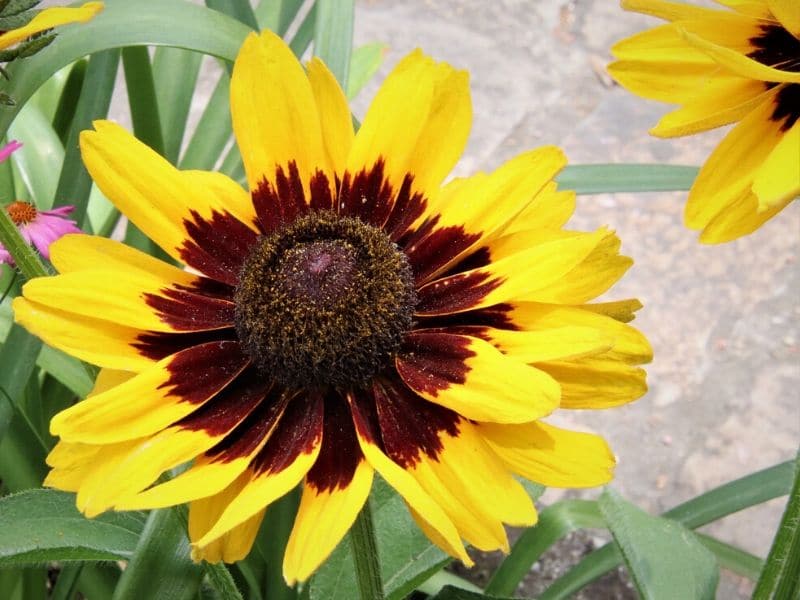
122;46;166;156
178;72;231;171
0;489;144;565
486;500;604;596
36;346;94;397
428;586;513;600
0;324;41;441
310;476;450;600
153;47;204;164
206;0;259;30
347;42;387;99
51;59;87;144
599;488;718;600
8;101;64;209
0;0;253;141
313;0;354;87
256;0;305;35
695;533;763;581
112;507;203;600
556;164;699;195
540;459;795;600
753;452;800;600
53;49;119;228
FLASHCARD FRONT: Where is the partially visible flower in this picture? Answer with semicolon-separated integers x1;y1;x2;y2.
0;140;22;161
0;2;103;52
0;201;81;265
608;0;800;243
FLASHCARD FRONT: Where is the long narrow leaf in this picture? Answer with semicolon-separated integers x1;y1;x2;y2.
53;49;119;228
153;47;203;164
206;0;259;30
313;0;353;87
556;164;698;194
122;46;166;155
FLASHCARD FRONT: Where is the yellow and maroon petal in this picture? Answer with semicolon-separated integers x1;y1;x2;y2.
400;147;567;284
347;389;471;563
284;395;374;583
193;392;324;552
50;341;248;444
395;332;559;423
415;229;606;316
0;2;103;51
769;0;800;36
371;380;535;551
231;31;334;219
80;121;258;284
118;386;292;510
21;269;234;333
479;421;615;488
340;50;470;235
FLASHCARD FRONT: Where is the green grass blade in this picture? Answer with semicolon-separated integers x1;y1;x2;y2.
313;0;353;87
556;164;699;194
347;43;387;99
53;48;119;229
696;534;763;581
178;73;231;171
753;452;800;599
0;324;40;441
51;59;87;144
485;500;604;596
153;47;203;164
206;0;259;30
122;46;166;155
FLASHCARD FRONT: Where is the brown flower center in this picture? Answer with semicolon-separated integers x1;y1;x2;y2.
748;24;800;131
234;211;417;390
6;201;37;226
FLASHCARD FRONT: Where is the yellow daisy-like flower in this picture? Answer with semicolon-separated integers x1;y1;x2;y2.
14;31;651;583
608;0;800;243
0;2;103;51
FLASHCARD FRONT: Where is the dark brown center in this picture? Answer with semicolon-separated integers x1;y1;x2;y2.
749;24;800;131
234;211;416;390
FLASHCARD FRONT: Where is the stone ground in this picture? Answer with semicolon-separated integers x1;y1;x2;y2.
49;0;798;597
350;1;799;598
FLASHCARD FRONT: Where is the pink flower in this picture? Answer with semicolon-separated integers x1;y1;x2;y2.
0;139;82;266
1;202;82;265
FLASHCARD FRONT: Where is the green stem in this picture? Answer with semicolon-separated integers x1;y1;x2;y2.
753;451;800;600
0;206;49;280
349;501;384;600
205;561;245;600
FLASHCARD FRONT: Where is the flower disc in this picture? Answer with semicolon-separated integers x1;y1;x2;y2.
234;211;416;389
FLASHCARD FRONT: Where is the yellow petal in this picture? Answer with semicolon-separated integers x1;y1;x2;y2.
396;332;560;424
699;185;791;242
480;421;615;488
307;57;355;179
347;392;470;563
407;419;536;552
482;326;613;363
347;50;471;204
679;28;800;83
538;358;648;409
49;341;247;443
80;120;256;271
652;78;770;137
231;31;331;196
13;297;155;371
0;2;103;51
579;299;644;323
502;181;576;235
189;471;266;563
686;87;783;229
621;0;722;21
768;0;800;37
44;437;141;495
752;121;800;211
283;462;373;584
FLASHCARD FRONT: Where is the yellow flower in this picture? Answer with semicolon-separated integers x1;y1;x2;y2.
608;0;800;243
0;2;103;51
13;31;651;583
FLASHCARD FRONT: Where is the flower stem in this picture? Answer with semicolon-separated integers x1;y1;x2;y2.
349;500;384;600
0;205;49;280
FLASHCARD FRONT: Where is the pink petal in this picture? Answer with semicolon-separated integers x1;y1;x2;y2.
0;140;22;163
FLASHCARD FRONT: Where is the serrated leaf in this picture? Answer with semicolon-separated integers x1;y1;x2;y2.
599;488;718;600
0;489;144;565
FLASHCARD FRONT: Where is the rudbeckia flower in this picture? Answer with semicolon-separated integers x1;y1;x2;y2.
608;0;800;243
14;31;651;583
0;2;103;52
0;141;81;266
